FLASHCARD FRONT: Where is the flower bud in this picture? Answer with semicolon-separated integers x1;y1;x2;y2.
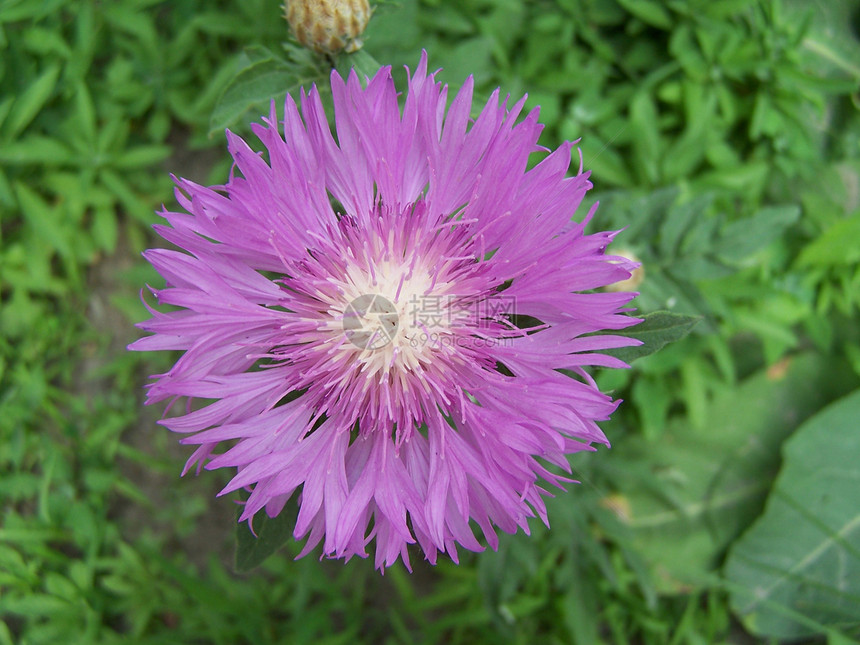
605;248;645;292
284;0;371;55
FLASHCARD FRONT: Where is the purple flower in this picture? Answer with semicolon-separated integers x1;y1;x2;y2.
130;53;640;570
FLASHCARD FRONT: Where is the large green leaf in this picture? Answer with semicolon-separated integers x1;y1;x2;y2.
210;59;300;136
209;45;325;136
604;311;700;363
604;353;859;593
234;501;296;573
724;388;860;640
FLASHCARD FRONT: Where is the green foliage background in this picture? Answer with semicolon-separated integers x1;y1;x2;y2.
1;0;859;643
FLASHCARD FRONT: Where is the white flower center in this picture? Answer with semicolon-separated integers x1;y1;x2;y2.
324;258;459;377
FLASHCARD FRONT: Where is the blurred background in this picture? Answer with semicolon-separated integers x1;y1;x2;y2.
1;0;859;643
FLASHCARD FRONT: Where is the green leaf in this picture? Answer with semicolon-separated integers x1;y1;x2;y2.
629;91;661;185
210;61;295;135
14;182;72;262
659;193;714;259
0;95;14;131
20;25;72;59
429;35;495;88
210;46;323;136
4;63;61;138
632;376;672;441
234;503;295;572
0;136;73;165
662;85;716;180
610;354;860;593
0;168;14;209
72;80;96;145
725;388;860;640
99;168;156;223
0;593;70;616
335;48;383;82
112;144;171;169
599;185;678;239
580;135;635;188
700;161;769;193
91;206;118;253
797;212;860;268
616;0;673;29
714;205;801;263
603;311;700;363
785;0;860;80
